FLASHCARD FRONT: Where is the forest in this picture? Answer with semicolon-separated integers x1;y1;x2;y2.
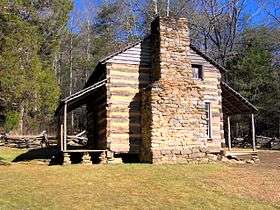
0;0;279;137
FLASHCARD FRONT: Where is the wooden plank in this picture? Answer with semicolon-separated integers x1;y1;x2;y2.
98;128;106;135
252;114;256;151
111;83;147;88
107;60;151;66
111;111;140;117
60;124;63;151
110;64;152;71
111;77;149;85
110;121;141;128
110;87;141;93
110;126;141;134
110;106;139;113
64;150;106;153
227;116;231;151
97;118;106;124
110;90;140;96
110;133;142;139
109;55;151;62
110;95;140;102
111;70;150;80
63;103;67;152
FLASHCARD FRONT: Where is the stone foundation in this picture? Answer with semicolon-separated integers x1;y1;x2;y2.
82;153;92;165
152;146;219;164
63;153;71;165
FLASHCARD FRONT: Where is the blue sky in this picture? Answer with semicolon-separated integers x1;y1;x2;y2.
72;0;270;26
74;0;101;10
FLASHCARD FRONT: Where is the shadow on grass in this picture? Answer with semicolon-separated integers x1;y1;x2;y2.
12;146;61;165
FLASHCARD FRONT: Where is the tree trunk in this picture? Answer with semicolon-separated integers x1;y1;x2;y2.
19;104;24;135
86;19;91;79
69;35;74;132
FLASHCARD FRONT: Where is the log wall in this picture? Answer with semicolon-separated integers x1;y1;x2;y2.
87;86;107;150
106;39;152;154
188;48;224;150
106;64;151;153
102;37;223;155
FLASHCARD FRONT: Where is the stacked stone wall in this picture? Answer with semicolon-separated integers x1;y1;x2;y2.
140;17;222;163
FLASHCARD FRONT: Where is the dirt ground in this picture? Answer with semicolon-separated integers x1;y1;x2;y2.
257;150;280;169
214;150;280;204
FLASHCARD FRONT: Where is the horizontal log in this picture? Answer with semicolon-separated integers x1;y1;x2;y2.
110;126;141;134
109;133;142;139
109;64;151;72
110;75;149;83
109;121;141;128
98;128;106;135
110;106;140;113
110;94;140;102
110;82;149;88
110;70;150;79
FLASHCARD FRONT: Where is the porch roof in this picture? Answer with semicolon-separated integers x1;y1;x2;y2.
221;82;258;115
55;78;108;115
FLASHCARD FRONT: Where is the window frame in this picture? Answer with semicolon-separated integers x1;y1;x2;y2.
205;102;212;139
191;64;203;80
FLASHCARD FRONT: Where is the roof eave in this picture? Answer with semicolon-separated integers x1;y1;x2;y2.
190;44;227;74
221;81;258;113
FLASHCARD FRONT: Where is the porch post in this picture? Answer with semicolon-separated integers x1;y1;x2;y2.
227;116;231;151
251;113;256;151
63;102;67;152
60;123;63;151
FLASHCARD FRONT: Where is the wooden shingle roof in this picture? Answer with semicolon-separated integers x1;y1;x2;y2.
221;82;258;115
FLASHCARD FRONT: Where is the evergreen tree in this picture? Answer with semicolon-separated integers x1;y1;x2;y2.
227;27;280;137
0;1;72;133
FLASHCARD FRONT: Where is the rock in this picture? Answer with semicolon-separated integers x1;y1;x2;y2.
63;153;71;165
207;154;218;161
221;157;230;162
246;159;255;164
189;152;205;159
229;159;238;164
82;153;92;165
199;146;208;153
161;149;171;155
192;147;200;153
108;158;123;164
99;152;107;164
181;148;192;155
253;158;260;164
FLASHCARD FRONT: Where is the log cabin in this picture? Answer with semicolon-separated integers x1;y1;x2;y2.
56;17;257;164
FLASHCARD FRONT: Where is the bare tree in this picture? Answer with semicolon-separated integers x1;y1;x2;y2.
257;0;280;25
187;0;247;64
122;0;246;64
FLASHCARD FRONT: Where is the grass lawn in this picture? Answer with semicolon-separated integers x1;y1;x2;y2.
0;147;28;162
0;147;279;210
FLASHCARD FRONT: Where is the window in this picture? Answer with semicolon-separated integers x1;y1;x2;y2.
205;102;212;139
192;64;203;80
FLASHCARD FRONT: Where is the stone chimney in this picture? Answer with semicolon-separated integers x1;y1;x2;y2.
140;17;207;163
151;16;191;82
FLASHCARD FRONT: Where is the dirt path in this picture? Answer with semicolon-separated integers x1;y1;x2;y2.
257;150;280;169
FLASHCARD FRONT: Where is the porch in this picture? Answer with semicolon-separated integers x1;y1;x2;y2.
55;77;109;164
221;82;258;155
